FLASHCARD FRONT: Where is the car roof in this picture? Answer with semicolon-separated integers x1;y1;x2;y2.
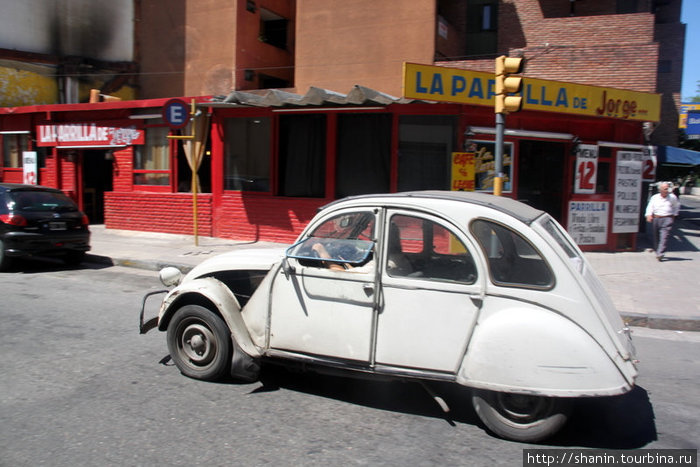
0;183;63;194
322;191;546;225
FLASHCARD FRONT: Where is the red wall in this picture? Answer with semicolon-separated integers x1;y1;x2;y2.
213;193;323;243
105;192;214;237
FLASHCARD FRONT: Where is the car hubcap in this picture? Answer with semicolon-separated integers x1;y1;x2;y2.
180;323;216;366
497;393;550;423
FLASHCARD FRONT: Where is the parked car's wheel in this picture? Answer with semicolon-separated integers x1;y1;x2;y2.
0;240;12;272
471;389;570;442
167;304;232;381
63;250;85;266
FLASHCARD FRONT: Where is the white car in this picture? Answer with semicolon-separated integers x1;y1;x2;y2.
140;191;637;442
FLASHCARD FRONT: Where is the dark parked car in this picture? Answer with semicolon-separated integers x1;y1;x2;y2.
0;183;90;271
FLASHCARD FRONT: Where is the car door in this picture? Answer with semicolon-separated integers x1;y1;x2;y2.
374;210;484;373
268;209;378;363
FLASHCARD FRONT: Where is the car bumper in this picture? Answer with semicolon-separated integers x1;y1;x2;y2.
3;230;91;257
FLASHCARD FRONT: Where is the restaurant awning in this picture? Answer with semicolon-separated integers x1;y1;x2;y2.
657;146;700;166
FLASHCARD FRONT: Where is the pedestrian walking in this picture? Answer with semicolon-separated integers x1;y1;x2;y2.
644;181;680;261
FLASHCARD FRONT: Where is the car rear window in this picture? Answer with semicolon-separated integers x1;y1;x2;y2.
8;190;78;212
470;219;554;289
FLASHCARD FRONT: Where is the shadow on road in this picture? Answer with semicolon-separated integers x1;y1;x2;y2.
0;255;112;274
242;364;658;448
552;386;657;448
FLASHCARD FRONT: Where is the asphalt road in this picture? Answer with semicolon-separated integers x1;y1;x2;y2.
1;261;698;466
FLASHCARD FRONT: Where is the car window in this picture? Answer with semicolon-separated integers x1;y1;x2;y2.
287;211;375;270
8;190;78;212
386;214;477;284
470;219;553;289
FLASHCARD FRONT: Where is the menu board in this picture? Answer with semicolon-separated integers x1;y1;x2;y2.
567;201;609;245
612;151;643;234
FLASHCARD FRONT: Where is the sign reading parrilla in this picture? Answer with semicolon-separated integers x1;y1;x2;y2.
36;122;145;147
402;63;661;122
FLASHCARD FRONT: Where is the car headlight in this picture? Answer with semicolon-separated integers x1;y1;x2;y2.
159;267;183;287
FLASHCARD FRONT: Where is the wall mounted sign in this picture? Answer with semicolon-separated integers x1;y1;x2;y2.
567;201;609;245
403;62;661;122
574;144;599;194
36;122;144;147
22;151;37;185
612;151;643;234
451;152;475;191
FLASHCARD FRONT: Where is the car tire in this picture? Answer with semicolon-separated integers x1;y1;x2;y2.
63;250;86;266
167;304;232;381
0;240;12;272
471;389;570;443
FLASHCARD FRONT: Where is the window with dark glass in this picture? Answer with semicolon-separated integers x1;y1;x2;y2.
1;134;29;168
471;219;553;289
279;114;326;197
481;4;496;31
134;127;170;186
398;115;457;191
259;8;288;49
224;117;271;192
335;114;391;198
465;1;498;55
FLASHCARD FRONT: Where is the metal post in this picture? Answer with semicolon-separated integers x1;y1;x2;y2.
166;99;199;246
494;112;505;196
189;100;198;247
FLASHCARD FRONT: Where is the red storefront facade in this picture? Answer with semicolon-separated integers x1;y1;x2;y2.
1;87;657;252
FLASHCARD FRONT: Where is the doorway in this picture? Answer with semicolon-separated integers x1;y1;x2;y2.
81;150;113;224
516;140;566;222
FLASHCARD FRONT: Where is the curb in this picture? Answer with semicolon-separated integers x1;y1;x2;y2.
86;254;700;333
86;254;194;274
621;312;700;333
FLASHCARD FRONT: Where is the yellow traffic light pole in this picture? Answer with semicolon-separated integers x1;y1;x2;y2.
494;55;524;196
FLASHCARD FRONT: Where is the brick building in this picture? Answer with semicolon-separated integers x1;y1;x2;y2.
0;0;685;251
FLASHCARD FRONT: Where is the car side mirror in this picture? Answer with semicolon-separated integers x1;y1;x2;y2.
281;256;295;278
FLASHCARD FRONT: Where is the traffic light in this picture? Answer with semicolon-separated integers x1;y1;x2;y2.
495;55;524;114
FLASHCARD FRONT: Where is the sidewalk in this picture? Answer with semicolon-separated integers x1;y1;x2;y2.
86;195;700;332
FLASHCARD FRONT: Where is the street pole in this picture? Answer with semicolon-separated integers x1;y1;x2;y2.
494;112;505;196
493;55;523;197
167;99;199;246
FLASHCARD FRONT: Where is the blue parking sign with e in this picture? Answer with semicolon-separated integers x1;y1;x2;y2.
163;99;190;129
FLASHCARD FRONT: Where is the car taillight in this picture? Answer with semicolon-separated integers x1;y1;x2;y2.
0;213;28;226
81;214;90;226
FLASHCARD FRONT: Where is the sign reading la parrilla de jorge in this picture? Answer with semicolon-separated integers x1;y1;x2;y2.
36;122;145;147
403;63;661;122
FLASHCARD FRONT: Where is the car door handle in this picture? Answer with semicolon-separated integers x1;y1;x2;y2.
363;283;374;296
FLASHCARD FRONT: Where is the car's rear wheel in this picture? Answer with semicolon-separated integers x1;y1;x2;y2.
0;240;12;272
167;304;232;381
63;250;85;266
471;389;570;442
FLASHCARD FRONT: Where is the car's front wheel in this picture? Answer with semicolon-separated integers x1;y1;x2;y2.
471;389;571;443
167;304;232;381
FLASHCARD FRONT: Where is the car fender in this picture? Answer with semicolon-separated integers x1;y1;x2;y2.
457;307;633;397
158;277;261;358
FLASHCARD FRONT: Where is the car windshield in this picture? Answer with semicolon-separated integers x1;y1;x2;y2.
8;190;78;212
287;238;374;265
286;210;376;266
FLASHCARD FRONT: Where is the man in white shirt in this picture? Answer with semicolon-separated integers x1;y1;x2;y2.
644;181;680;261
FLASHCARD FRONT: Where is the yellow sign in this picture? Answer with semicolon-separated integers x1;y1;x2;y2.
403;63;661;122
451;152;475;191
